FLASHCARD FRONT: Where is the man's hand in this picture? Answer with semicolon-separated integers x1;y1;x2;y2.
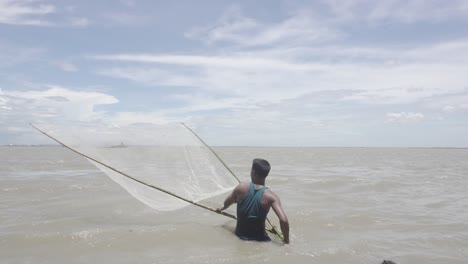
215;207;224;213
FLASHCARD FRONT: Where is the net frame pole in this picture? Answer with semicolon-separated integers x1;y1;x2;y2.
30;123;237;220
181;123;284;240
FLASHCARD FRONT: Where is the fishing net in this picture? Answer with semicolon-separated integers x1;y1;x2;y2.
33;123;239;211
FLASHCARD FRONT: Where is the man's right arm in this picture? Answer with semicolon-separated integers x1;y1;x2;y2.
270;193;290;244
217;184;240;212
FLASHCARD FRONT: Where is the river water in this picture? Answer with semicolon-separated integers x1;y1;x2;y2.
1;146;467;263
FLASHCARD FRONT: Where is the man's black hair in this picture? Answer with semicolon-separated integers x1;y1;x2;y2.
252;158;271;178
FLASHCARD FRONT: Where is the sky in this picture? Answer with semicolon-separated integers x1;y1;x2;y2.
0;0;467;147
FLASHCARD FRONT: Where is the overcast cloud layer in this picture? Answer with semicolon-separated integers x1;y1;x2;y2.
1;0;467;147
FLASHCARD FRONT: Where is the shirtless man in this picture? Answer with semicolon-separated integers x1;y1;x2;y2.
217;158;289;244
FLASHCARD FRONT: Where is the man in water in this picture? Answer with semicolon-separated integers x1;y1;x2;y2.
217;158;290;244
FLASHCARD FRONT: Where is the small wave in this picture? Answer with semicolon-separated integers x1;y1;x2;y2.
40;188;54;193
47;160;64;165
71;229;102;241
69;184;84;190
2;187;19;192
270;176;289;182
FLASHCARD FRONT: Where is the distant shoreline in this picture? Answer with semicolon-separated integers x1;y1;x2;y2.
1;145;467;149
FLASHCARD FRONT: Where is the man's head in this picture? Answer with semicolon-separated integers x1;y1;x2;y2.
251;158;271;178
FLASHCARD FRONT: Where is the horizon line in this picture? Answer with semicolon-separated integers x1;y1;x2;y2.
2;144;467;149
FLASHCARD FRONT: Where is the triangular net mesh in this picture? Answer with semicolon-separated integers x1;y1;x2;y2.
34;123;239;211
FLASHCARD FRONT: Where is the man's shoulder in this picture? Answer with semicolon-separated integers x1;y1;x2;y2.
235;182;250;192
237;181;250;188
263;188;279;201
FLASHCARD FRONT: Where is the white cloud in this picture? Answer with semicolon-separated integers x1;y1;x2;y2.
120;0;136;7
0;86;183;143
324;0;468;24
0;1;91;27
162;93;260;113
185;8;339;47
91;53;318;71
109;112;172;125
52;61;79;72
69;17;90;27
0;0;55;26
422;89;468;113
87;7;468;148
386;112;424;123
92;47;468;107
102;13;150;26
96;3;468;147
403;40;468;63
185;99;361;146
0;86;118;124
424;97;468;113
0;90;9;110
442;105;456;113
3;1;466;146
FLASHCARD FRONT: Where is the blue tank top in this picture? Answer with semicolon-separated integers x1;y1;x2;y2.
235;183;270;241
